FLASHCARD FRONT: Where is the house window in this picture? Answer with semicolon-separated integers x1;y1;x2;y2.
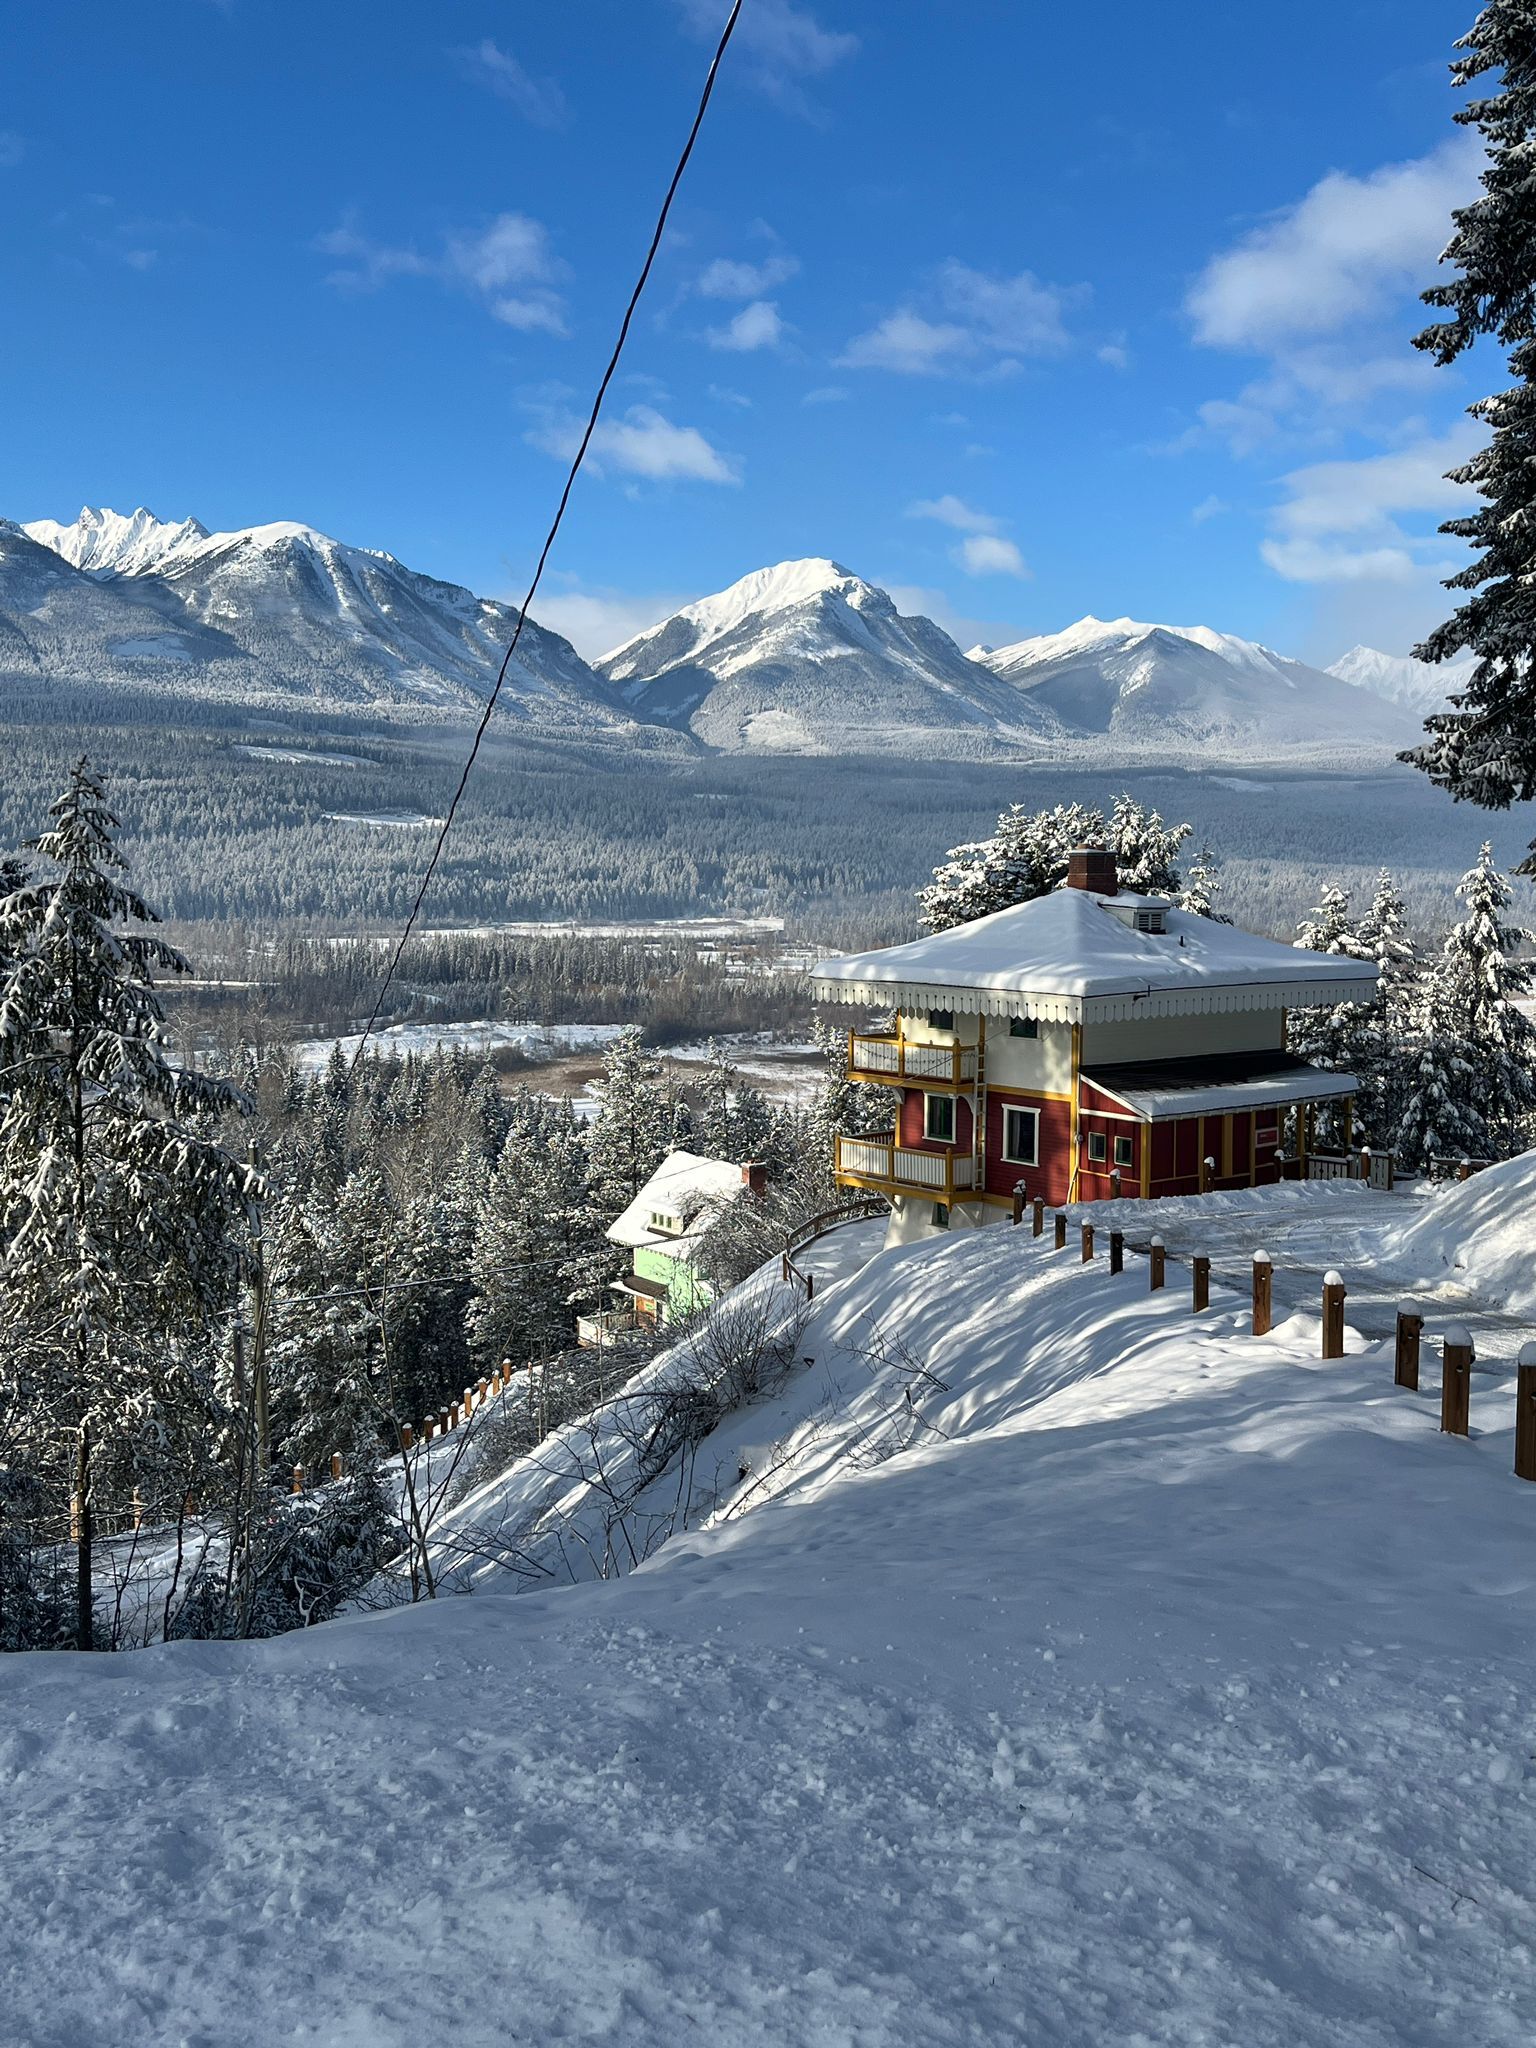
1009;1016;1039;1039
932;1203;950;1229
1113;1134;1134;1169
927;1008;954;1032
1002;1106;1039;1165
1086;1131;1108;1164
924;1093;956;1144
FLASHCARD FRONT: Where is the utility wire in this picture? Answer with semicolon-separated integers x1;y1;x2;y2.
350;0;745;1069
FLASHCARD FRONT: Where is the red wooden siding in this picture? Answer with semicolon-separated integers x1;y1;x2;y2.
898;1087;973;1154
983;1090;1072;1207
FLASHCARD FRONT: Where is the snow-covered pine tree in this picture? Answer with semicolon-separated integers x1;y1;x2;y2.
1392;997;1485;1169
586;1026;673;1218
1351;870;1424;1148
918;797;1194;933
0;762;259;1648
468;1119;604;1369
1176;845;1231;922
1437;841;1536;1152
1406;3;1536;856
1286;885;1376;1144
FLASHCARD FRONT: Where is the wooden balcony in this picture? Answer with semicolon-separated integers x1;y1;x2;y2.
834;1132;977;1201
847;1030;977;1090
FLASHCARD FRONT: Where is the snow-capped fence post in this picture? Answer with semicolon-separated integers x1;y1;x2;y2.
449;1402;460;1430
1201;1154;1215;1194
1192;1255;1210;1313
1109;1229;1124;1275
438;1407;450;1436
1011;1184;1026;1226
1081;1222;1095;1262
1515;1345;1536;1482
1441;1327;1472;1437
399;1423;413;1452
330;1452;343;1481
1054;1210;1068;1250
478;1379;489;1407
1252;1252;1272;1337
1032;1197;1045;1238
1321;1273;1346;1359
1110;1168;1122;1199
1149;1236;1165;1291
1394;1307;1422;1391
291;1464;304;1494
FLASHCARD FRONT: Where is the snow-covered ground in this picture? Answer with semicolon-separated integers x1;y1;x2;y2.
289;1018;628;1072
3;1180;1534;2045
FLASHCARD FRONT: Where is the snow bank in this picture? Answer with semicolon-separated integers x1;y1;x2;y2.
290;1019;627;1071
3;1219;1534;2045
1378;1149;1536;1316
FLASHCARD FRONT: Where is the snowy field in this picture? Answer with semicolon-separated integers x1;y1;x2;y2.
289;1018;628;1072
2;1174;1535;2044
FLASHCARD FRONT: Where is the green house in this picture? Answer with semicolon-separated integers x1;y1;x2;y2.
580;1151;766;1344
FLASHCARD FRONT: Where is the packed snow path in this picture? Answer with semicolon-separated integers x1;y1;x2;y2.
2;1201;1535;2046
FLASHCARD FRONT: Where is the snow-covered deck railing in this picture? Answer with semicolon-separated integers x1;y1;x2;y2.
835;1133;976;1199
847;1031;978;1087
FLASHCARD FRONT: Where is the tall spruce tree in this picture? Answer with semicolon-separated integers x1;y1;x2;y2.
919;796;1193;933
1438;841;1536;1150
1406;4;1536;856
0;763;258;1648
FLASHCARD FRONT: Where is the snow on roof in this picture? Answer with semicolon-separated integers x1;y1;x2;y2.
607;1149;751;1251
1084;1050;1359;1120
812;888;1380;1024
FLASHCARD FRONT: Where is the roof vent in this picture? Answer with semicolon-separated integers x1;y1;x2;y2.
1066;848;1118;895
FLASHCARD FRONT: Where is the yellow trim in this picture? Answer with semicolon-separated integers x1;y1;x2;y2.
1140;1121;1152;1197
1067;1022;1082;1201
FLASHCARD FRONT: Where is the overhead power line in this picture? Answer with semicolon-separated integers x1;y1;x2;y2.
350;0;746;1068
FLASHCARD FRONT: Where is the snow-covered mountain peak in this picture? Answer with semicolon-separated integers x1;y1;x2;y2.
603;557;867;669
1326;643;1475;713
25;504;210;578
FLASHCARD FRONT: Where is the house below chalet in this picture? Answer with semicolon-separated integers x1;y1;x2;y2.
578;1151;768;1346
811;849;1379;1246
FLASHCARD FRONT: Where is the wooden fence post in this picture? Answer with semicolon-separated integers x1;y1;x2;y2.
1458;1157;1473;1182
399;1423;414;1452
1081;1222;1095;1262
1515;1344;1536;1482
1201;1154;1215;1193
1441;1325;1472;1437
806;1270;816;1301
478;1379;489;1406
438;1408;450;1436
330;1451;343;1482
1251;1251;1272;1337
1394;1305;1422;1391
1109;1229;1124;1275
423;1418;436;1444
292;1464;304;1494
449;1403;460;1430
1191;1254;1210;1312
1012;1184;1026;1226
1032;1197;1045;1238
1321;1271;1346;1359
1054;1210;1068;1250
1149;1236;1165;1291
1109;1168;1122;1199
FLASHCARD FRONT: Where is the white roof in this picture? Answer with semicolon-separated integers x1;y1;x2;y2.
1085;1057;1359;1121
811;888;1379;1024
607;1150;750;1251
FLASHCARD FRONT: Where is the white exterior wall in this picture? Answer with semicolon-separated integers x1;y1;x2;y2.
1080;1008;1284;1068
984;1019;1075;1095
882;1191;1006;1250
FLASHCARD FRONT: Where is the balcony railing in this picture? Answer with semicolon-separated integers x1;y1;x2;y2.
847;1032;977;1089
576;1309;641;1348
835;1132;977;1200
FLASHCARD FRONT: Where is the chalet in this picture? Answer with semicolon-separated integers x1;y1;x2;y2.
812;849;1379;1245
578;1151;768;1345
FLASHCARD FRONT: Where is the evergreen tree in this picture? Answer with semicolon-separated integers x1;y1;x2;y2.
1287;886;1375;1144
1352;871;1424;1147
919;796;1194;933
0;762;258;1648
1437;841;1536;1150
1177;845;1230;922
586;1026;673;1217
1406;3;1536;854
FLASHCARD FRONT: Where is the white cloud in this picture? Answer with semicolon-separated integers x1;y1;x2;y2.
318;210;567;334
708;383;753;408
526;401;740;484
706;300;786;351
907;494;1000;535
675;0;857;116
1097;341;1130;370
697;253;799;299
532;580;697;660
1191;495;1230;524
452;38;567;128
0;131;23;168
1189;137;1480;352
1260;428;1477;583
954;534;1029;579
801;384;848;404
839;262;1080;375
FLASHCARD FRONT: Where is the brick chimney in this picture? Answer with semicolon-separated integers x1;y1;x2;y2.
1066;847;1118;895
741;1161;768;1196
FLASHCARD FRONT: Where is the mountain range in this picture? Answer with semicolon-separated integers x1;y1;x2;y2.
7;505;1446;766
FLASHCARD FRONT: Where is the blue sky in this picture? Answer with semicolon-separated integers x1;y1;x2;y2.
2;0;1490;663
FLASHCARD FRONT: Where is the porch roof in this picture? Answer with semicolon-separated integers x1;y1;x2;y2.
1082;1049;1359;1121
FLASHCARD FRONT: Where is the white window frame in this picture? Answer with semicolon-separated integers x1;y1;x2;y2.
1001;1105;1039;1166
1086;1130;1108;1164
1113;1134;1134;1170
923;1092;956;1144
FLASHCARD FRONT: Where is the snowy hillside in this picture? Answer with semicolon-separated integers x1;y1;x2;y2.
14;504;634;727
1327;643;1476;715
4;1177;1533;2044
597;556;1055;756
975;614;1416;758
